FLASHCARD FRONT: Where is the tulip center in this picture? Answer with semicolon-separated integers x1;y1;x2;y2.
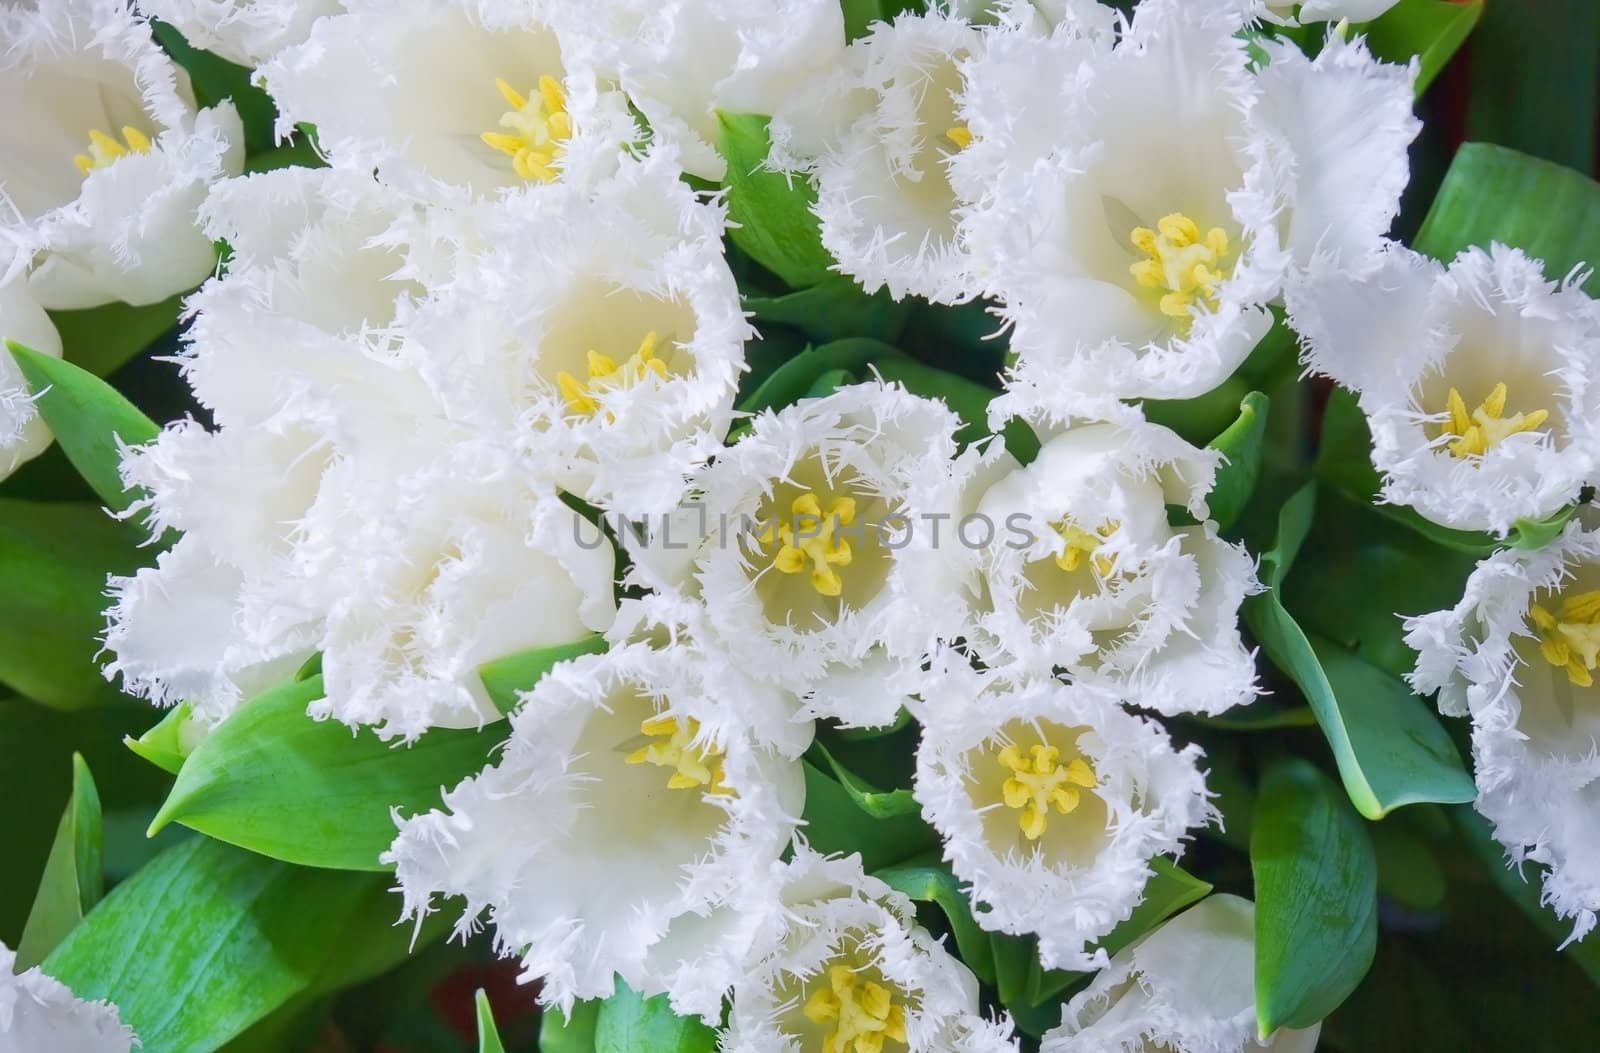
74;126;151;174
1438;382;1550;458
625;713;732;795
762;491;858;597
943;125;973;151
1530;590;1600;688
997;741;1098;841
555;331;670;418
802;964;908;1053
1051;519;1119;575
1128;213;1232;320
481;75;571;182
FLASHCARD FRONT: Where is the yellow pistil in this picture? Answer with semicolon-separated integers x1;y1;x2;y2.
73;126;152;174
1439;382;1550;459
802;965;907;1053
943;124;973;150
481;75;571;182
555;331;670;418
1529;590;1600;688
998;741;1097;841
625;713;732;795
768;491;858;598
1128;213;1232;320
1051;519;1118;576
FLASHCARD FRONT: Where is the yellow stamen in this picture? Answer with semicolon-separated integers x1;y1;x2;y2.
481;74;571;183
554;331;670;419
625;713;732;795
944;124;973;150
1438;382;1550;458
73;125;153;175
767;491;858;597
1128;212;1233;320
1530;590;1600;688
802;965;908;1053
997;740;1097;841
1051;519;1118;576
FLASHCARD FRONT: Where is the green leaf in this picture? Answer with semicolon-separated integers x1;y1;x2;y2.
744;278;913;345
806;740;920;818
801;760;940;871
873;861;997;985
1204;391;1269;532
1251;758;1378;1036
15;754;103;970
0;499;145;710
1365;0;1483;95
478;634;610;715
1461;2;1598;179
1099;857;1215;962
150;675;501;870
47;295;184;378
737;338;895;416
541;1000;602;1053
123;703;193;775
476;991;507;1053
7;343;160;513
595;980;718;1053
43;837;390;1052
1370;817;1446;912
716;112;834;288
1414;143;1600;297
151;20;278;154
1241;484;1476;818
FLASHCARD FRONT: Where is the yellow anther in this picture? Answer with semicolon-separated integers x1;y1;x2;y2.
1128;212;1232;320
554;331;670;418
944;124;973;150
1530;590;1600;688
1051;519;1118;576
802;965;908;1053
1439;382;1550;459
481;73;571;182
73;125;153;174
997;740;1097;841
625;713;732;795
768;491;858;597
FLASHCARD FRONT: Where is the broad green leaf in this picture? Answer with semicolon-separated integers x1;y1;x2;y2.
1143;376;1254;449
716;112;834;288
476;991;507;1053
806;740;920;818
123;703;194;775
15;754;103;970
1414;143;1600;296
1241;484;1475;818
1251;758;1378;1036
1313;385;1572;554
541;1000;602;1053
0;697;168;945
48;295;183;378
801;760;940;872
595;980;718;1053
0;498;145;709
1461;3;1598;179
44;837;389;1053
873;861;997;985
1284;488;1477;679
744;278;913;345
1098;857;1215;962
478;635;610;714
150;675;501;870
1365;0;1483;95
7;343;159;513
1204;391;1269;533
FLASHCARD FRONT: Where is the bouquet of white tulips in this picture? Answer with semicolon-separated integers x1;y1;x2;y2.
3;0;1597;1050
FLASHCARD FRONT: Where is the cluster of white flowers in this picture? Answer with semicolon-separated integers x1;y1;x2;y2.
26;0;1579;1046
